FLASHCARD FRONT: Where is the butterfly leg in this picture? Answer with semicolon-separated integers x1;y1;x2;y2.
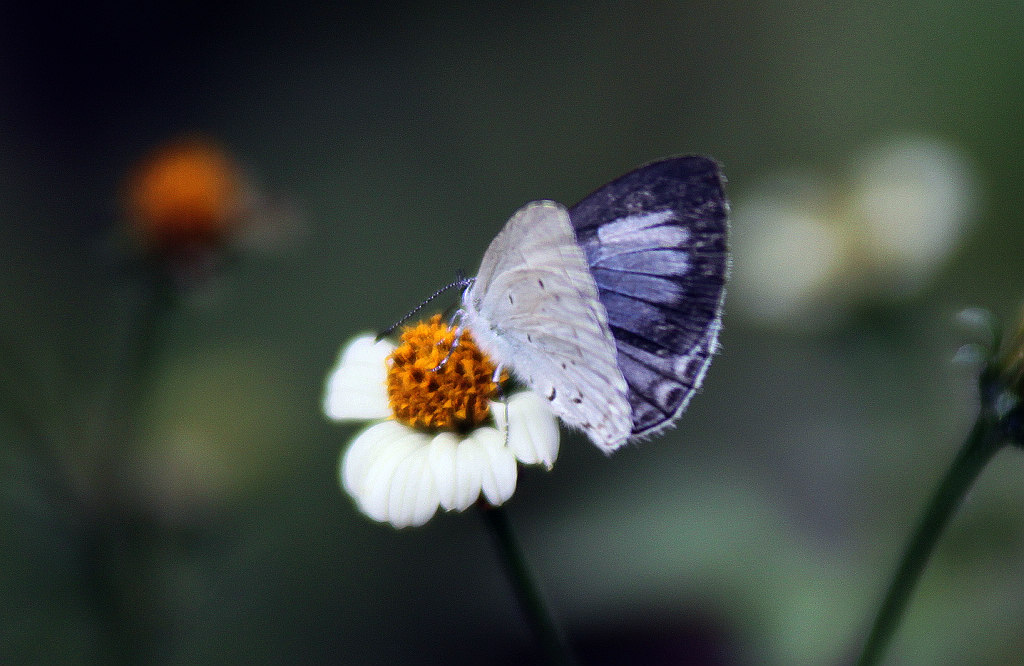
490;368;510;446
431;310;466;371
501;398;510;448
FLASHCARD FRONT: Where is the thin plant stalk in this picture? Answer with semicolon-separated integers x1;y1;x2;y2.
857;412;1006;665
480;504;576;666
87;262;176;665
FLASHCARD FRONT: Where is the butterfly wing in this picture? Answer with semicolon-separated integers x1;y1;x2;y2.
569;156;729;439
462;201;632;452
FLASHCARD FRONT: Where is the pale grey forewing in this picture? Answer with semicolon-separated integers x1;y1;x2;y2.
461;201;633;453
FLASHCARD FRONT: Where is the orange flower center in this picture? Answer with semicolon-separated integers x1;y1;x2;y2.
387;315;505;431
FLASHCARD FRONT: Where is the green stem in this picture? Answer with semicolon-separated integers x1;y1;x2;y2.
87;264;176;665
479;504;576;666
857;413;1006;665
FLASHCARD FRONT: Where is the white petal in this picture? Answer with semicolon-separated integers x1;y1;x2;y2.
504;392;560;470
470;427;518;506
386;446;439;528
323;335;395;421
408;454;441;526
452;436;485;511
352;427;428;523
340;420;408;496
427;432;461;511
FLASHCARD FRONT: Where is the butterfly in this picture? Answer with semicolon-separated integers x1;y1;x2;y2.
458;156;729;453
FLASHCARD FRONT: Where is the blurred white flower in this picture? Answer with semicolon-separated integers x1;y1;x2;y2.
731;136;978;330
850;137;976;293
731;177;851;328
324;319;559;528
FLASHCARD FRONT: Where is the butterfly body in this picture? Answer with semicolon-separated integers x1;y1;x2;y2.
461;157;728;451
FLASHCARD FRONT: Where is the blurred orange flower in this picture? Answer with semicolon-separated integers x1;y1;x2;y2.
125;136;244;251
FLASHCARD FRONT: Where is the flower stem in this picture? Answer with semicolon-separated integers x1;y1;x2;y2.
87;263;176;664
479;504;576;665
857;413;1006;665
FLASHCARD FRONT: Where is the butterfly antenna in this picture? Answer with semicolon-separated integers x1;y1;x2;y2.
376;273;475;341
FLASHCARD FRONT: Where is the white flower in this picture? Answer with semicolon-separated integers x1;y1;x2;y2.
731;135;977;330
324;328;559;528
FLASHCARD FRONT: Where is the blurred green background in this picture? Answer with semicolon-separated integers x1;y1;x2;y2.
3;1;1024;664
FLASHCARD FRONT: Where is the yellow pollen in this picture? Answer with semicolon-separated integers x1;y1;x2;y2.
386;315;505;431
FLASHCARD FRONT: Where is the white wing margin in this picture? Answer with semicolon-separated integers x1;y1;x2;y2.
462;201;632;452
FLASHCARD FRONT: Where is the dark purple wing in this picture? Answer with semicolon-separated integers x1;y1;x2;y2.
568;156;729;439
